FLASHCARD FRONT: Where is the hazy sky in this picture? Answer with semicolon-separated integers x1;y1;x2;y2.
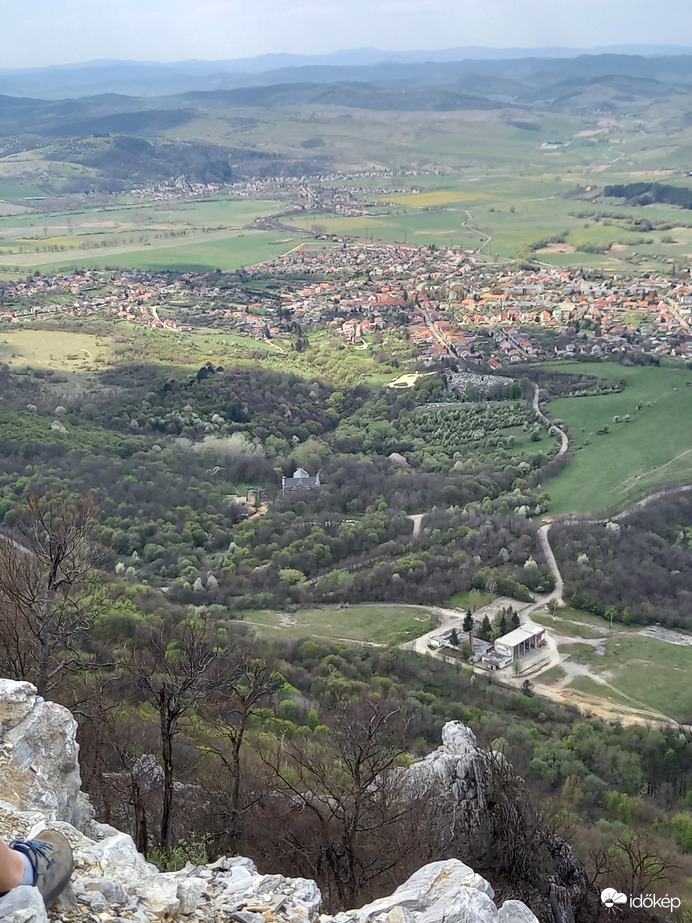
2;0;692;68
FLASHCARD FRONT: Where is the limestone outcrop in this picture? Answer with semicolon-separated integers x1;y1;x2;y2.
0;680;82;827
392;722;585;923
0;680;544;923
394;721;490;801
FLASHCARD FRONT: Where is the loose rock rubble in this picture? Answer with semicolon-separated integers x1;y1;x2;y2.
0;679;539;923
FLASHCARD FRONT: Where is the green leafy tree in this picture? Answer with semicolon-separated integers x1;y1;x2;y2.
492;611;508;641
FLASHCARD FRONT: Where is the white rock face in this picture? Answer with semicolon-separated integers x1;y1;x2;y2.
0;886;49;923
347;860;497;922
0;681;539;923
498;902;544;923
0;680;82;826
391;721;491;813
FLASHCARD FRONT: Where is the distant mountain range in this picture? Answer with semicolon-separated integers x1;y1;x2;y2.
2;46;692;99
2;49;692;196
0;52;691;141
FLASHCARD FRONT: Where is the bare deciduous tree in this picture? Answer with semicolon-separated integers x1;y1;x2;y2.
256;699;422;910
614;830;678;898
130;613;230;854
0;493;104;695
205;658;283;840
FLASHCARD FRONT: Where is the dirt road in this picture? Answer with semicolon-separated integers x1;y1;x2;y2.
532;383;569;457
408;513;426;538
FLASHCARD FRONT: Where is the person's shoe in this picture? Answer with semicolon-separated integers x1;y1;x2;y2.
9;830;74;908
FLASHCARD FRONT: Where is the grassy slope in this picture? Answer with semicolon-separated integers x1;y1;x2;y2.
603;635;692;722
240;605;435;644
539;608;692;721
567;635;692;722
0;322;409;392
546;362;692;514
0;329;112;370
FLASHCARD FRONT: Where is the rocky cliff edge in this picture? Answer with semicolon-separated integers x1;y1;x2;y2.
0;678;539;923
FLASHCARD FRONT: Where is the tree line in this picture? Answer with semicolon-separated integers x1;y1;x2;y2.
1;493;690;920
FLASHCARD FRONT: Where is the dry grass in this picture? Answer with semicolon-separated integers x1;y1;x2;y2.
387;190;491;208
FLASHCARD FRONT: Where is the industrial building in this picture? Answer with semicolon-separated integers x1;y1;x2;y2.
493;622;546;662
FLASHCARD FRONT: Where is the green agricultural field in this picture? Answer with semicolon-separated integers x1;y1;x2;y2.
1;230;308;274
546;362;692;514
0;197;299;273
1;104;692;272
0;197;281;235
63;231;308;273
285;167;692;269
1;125;691;273
0;183;47;201
240;605;435;644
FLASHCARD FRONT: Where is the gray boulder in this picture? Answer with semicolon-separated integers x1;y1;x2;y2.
0;887;48;923
0;680;81;825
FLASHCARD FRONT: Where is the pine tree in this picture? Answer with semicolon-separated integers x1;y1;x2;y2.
449;627;460;647
479;615;492;641
462;611;475;651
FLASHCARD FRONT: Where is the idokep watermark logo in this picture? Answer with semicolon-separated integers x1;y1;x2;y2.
601;889;627;908
601;887;681;912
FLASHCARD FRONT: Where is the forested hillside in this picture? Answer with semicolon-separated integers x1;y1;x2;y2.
2;304;692;922
554;492;692;627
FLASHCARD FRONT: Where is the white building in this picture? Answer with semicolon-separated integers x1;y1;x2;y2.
494;622;546;662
